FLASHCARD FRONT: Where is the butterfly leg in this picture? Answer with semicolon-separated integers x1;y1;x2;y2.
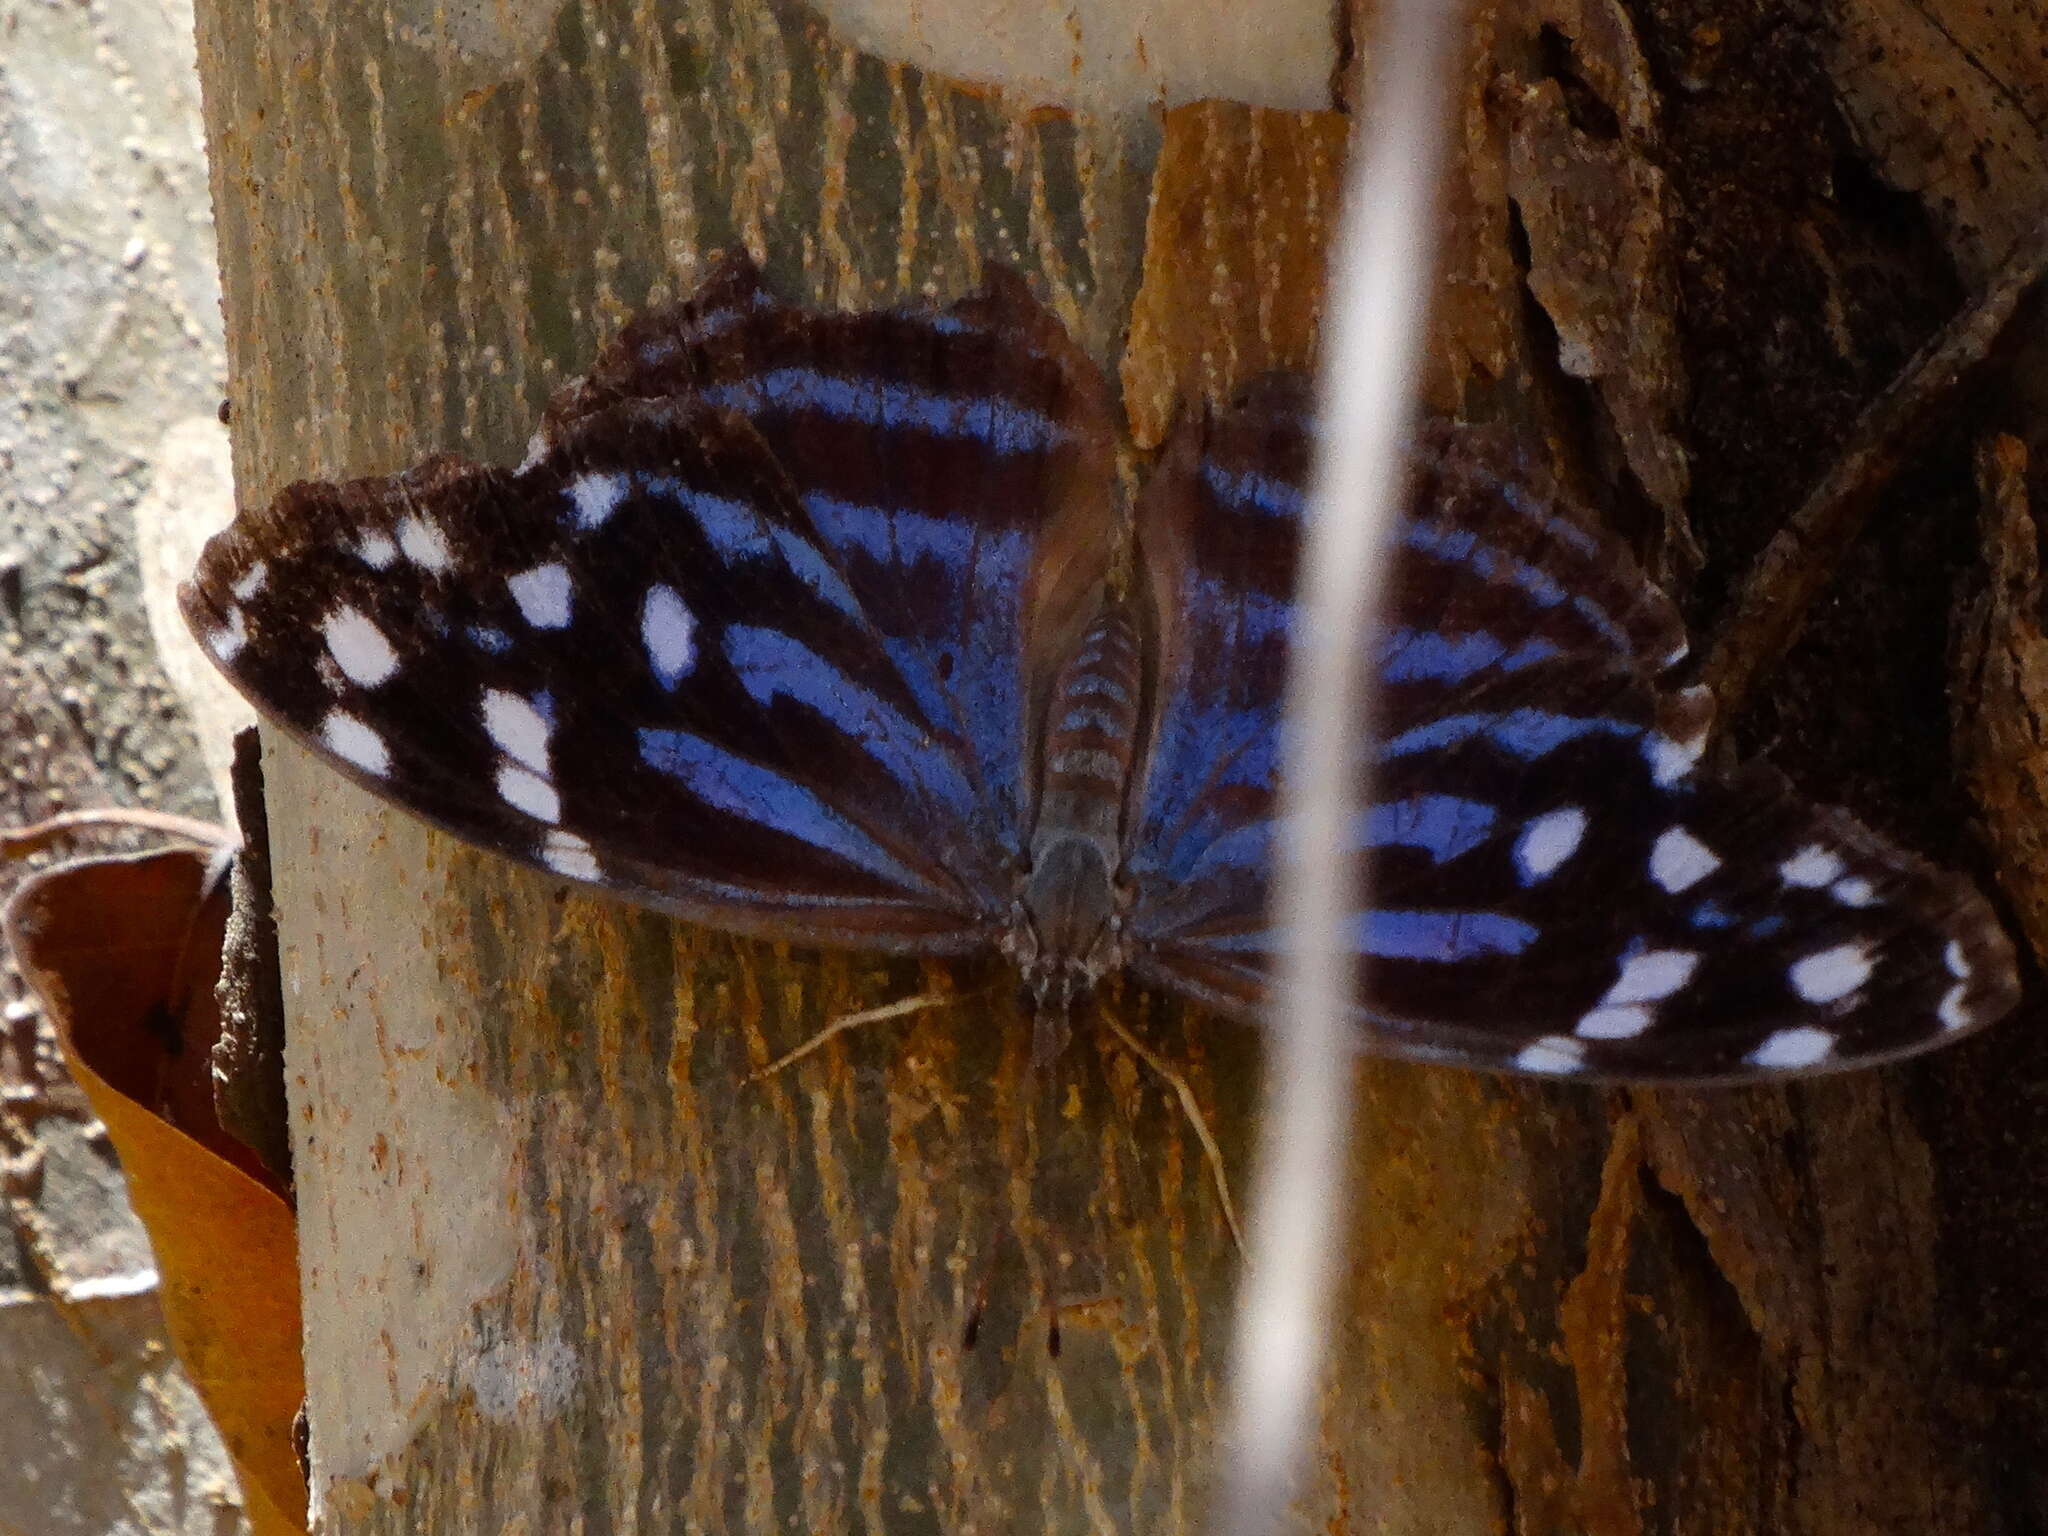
1097;1010;1244;1254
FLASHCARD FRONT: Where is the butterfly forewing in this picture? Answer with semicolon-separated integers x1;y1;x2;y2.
186;397;1010;950
1125;377;2017;1078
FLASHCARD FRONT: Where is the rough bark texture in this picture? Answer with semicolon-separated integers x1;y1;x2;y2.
190;0;2047;1531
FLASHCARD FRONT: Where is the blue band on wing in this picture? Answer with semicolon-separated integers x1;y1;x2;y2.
636;477;768;557
638;727;940;895
702;370;1064;457
1164;792;1501;901
1201;460;1304;520
1207;909;1539;960
797;492;1030;826
723;624;976;822
1378;628;1562;685
1366;794;1499;863
1403;519;1632;654
1380;709;1643;763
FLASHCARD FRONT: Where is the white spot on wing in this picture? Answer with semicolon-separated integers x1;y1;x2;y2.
1747;1026;1836;1070
1779;845;1844;888
322;710;391;776
1650;827;1719;893
641;584;696;686
1605;948;1699;1004
208;607;248;662
482;690;551;772
1573;947;1698;1044
398;515;454;572
1514;1035;1587;1074
1575;1005;1653;1040
1938;983;1974;1030
1788;942;1872;1004
508;563;574;629
230;561;268;600
1646;733;1703;786
322;606;401;687
1944;941;1970;979
570;472;628;530
358;531;399;568
1830;876;1878;908
541;830;602;882
1514;807;1587;882
495;763;560;823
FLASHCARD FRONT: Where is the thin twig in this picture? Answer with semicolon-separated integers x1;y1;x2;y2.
1700;213;2048;722
1100;1010;1244;1253
1;807;236;858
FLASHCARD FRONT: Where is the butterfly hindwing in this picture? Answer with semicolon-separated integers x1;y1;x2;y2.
1118;378;1297;987
185;397;1010;950
540;255;1124;846
1124;378;2017;1078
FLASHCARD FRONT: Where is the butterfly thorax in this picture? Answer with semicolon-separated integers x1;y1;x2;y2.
1008;602;1145;1048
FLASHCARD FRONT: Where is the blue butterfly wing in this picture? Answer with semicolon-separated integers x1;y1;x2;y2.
186;263;1125;953
1123;377;2017;1078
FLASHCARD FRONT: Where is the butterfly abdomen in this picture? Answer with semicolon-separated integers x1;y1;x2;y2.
1033;603;1143;851
1012;601;1146;1017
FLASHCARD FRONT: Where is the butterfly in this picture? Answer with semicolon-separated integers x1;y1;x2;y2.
181;253;2018;1082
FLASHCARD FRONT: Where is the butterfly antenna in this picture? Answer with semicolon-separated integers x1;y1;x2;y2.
745;986;993;1083
1099;1011;1244;1255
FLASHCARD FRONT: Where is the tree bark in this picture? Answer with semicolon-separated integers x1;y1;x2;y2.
190;0;2048;1530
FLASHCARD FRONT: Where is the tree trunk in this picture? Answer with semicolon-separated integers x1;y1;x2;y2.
189;0;2048;1530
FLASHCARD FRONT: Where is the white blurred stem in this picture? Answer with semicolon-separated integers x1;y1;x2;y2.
1212;3;1468;1533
